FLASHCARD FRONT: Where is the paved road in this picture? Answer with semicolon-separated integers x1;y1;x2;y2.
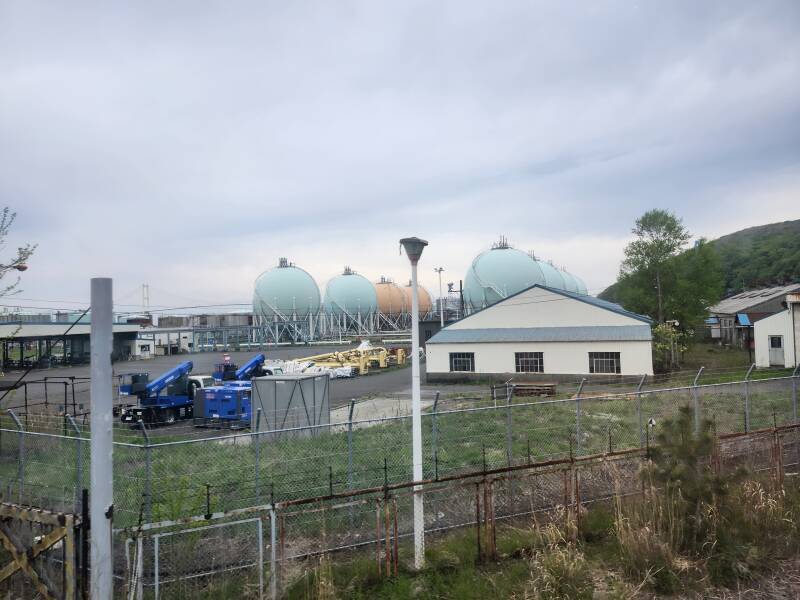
0;347;433;410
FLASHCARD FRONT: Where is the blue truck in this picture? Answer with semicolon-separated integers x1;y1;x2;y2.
119;361;216;425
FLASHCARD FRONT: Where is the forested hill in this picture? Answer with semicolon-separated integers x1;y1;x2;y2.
600;219;800;301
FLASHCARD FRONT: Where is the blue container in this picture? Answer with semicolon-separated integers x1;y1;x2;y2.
197;386;251;424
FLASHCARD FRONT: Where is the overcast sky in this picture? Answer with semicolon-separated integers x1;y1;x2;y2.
1;1;798;314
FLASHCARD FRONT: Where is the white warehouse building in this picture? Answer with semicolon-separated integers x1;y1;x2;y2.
425;284;654;381
753;292;800;369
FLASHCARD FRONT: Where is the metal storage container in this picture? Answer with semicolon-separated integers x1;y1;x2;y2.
251;374;330;436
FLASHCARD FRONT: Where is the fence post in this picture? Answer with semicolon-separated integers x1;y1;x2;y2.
8;410;23;503
792;364;799;424
744;364;755;433
257;517;265;600
270;507;278;600
67;415;82;513
347;400;355;491
140;421;152;522
575;379;586;456
692;367;704;434
793;365;799;469
636;375;646;447
505;385;514;466
255;408;262;505
431;392;440;479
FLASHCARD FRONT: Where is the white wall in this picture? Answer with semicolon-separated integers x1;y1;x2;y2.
755;310;795;368
451;287;646;330
426;340;654;376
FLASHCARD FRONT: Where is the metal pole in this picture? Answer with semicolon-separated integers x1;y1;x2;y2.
347;400;355;492
435;267;444;327
90;276;114;600
793;365;799;469
431;392;439;478
67;415;82;513
8;410;23;503
140;422;152;523
269;508;278;600
154;536;160;600
409;248;425;568
505;385;513;466
692;367;704;434
744;363;755;433
636;374;646;447
255;408;262;505
575;378;586;456
257;518;264;600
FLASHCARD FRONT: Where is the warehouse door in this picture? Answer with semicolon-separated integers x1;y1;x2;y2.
769;336;784;366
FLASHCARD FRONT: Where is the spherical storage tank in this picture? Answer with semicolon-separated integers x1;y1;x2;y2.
464;239;588;310
253;258;321;319
402;281;433;314
323;267;378;316
374;277;406;315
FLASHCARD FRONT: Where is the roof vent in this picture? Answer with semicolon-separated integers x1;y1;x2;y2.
492;235;510;250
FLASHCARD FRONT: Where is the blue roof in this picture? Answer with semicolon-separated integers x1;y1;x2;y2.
427;325;652;344
736;313;752;326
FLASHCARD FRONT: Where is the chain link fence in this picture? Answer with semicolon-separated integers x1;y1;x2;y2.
0;375;797;529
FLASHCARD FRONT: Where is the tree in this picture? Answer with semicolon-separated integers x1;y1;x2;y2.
0;208;35;297
620;210;691;323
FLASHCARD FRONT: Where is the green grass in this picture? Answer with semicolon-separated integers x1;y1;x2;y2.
0;373;796;528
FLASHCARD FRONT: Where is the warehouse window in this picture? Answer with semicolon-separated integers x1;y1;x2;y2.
449;352;475;372
515;352;543;373
589;352;621;374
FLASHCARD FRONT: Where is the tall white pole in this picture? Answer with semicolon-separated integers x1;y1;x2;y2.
436;268;444;327
90;277;114;599
411;260;425;569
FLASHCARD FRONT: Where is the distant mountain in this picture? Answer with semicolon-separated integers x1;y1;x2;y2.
599;219;800;301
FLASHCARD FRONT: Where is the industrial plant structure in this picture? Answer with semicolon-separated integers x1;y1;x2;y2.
245;239;592;344
127;239;594;350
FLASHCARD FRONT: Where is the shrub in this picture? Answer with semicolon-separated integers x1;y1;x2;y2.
579;506;614;543
525;525;594;600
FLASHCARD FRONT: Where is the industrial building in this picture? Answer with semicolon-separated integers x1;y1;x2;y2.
707;283;800;346
426;284;653;382
0;319;142;369
754;291;800;368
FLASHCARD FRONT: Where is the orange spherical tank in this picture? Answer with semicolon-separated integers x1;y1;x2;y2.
402;283;433;314
374;279;406;315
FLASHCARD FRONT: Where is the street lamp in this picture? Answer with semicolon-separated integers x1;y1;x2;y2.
434;267;445;327
400;236;428;570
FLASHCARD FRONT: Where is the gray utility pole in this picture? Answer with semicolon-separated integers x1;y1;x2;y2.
90;278;114;599
434;267;445;327
401;237;428;570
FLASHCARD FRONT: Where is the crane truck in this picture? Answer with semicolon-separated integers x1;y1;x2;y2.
119;361;214;425
212;353;268;382
195;353;268;427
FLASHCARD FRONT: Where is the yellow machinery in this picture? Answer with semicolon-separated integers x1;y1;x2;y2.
299;346;406;375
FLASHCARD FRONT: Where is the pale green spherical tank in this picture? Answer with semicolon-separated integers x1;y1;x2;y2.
464;241;588;310
253;258;321;318
464;246;546;309
536;260;566;289
558;269;580;293
323;267;378;316
573;274;588;295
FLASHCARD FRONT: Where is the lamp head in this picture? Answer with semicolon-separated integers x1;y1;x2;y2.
399;237;428;265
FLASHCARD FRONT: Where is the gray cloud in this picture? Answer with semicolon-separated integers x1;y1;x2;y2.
1;1;798;309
